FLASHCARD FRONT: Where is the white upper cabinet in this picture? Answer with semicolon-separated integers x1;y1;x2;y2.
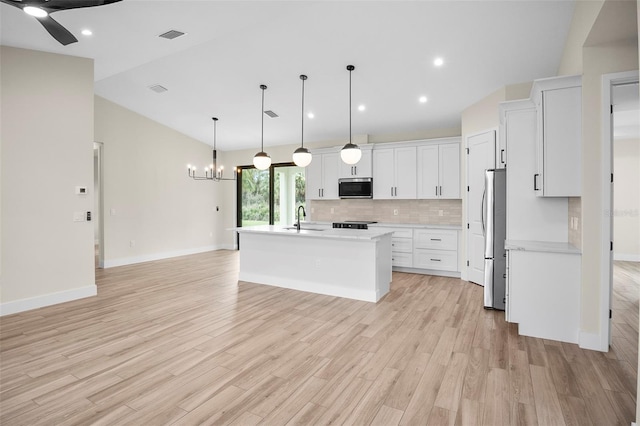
306;151;339;200
417;141;460;199
373;146;417;199
339;147;372;178
531;75;582;197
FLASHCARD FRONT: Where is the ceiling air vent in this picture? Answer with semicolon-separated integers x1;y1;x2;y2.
158;30;186;40
148;84;168;94
264;110;279;118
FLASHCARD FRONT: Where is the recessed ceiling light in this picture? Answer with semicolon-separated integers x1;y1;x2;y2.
434;57;444;67
358;105;366;112
81;29;93;36
419;96;428;103
23;6;48;18
307;112;315;119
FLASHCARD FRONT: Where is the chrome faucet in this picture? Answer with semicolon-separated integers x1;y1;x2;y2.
296;205;306;231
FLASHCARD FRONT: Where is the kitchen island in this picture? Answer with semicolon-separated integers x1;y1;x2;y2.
235;225;393;302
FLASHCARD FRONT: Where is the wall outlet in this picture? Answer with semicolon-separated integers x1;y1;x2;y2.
315;258;321;268
438;210;444;217
393;209;398;215
330;208;334;214
575;217;579;229
209;232;213;237
311;207;315;214
110;208;116;216
73;212;85;222
129;240;135;248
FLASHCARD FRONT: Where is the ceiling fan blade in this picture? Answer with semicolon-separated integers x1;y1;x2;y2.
0;0;24;9
42;0;122;12
38;15;77;45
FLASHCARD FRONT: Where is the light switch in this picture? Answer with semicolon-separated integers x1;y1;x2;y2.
73;212;85;222
75;186;88;195
110;208;116;216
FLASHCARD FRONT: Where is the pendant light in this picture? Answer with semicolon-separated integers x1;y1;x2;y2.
292;74;312;167
187;117;236;181
340;65;362;165
253;84;272;170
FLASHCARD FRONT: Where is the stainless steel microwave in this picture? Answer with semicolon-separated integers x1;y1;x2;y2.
338;177;373;199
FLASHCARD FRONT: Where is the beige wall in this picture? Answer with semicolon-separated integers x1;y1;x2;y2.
557;1;605;76
613;138;640;260
0;47;95;312
94;96;223;266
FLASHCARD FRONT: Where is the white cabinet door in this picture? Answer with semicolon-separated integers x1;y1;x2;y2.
305;152;339;200
306;156;323;200
394;147;417;199
339;149;372;178
438;144;460;199
373;148;395;199
541;86;581;196
417;145;439;199
321;152;339;199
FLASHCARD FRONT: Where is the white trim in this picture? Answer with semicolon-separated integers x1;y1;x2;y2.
103;245;225;268
614;253;640;262
0;285;97;316
579;330;606;351
600;71;639;352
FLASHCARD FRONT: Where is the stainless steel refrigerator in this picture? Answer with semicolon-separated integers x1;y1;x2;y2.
483;168;506;310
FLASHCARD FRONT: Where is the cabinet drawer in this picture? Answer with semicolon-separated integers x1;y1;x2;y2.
391;238;412;253
391;228;413;239
392;251;413;268
414;229;457;250
413;249;457;271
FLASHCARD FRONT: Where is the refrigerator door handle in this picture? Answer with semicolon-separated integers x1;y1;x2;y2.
481;187;486;237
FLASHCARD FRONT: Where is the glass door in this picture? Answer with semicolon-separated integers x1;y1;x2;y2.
237;162;306;232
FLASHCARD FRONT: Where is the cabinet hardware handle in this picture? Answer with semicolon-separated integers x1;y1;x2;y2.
435;186;438;196
354;166;357;175
395;187;397;196
391;187;394;196
319;189;321;198
439;186;442;196
430;238;441;241
534;174;540;191
430;258;441;262
500;149;505;164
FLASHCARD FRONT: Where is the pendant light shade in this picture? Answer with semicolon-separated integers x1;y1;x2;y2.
253;84;272;170
341;65;362;165
293;74;313;168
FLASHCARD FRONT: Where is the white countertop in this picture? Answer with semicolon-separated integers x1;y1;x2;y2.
505;240;581;254
235;225;393;241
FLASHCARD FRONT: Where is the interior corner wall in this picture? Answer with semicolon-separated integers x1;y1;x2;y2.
94;96;222;267
557;0;605;76
0;46;96;315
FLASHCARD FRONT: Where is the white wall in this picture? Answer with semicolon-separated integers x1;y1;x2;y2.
94;96;222;267
613;138;640;261
0;47;96;314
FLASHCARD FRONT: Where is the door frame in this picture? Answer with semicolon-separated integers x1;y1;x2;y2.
94;142;105;269
599;70;639;351
465;128;497;283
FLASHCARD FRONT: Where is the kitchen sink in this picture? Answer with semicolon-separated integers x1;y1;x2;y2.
282;227;326;232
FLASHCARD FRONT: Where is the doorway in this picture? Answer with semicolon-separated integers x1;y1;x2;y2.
601;71;639;350
236;162;306;236
93;142;104;268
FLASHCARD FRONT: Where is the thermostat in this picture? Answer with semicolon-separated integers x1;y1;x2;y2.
76;186;88;195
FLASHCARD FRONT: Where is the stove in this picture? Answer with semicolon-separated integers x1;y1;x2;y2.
332;221;377;230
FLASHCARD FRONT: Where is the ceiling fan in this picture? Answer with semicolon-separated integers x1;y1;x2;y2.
0;0;122;46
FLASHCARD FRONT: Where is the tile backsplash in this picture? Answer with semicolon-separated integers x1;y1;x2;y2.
309;199;462;225
568;197;582;248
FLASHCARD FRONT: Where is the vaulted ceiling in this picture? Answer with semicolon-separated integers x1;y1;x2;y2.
1;1;577;150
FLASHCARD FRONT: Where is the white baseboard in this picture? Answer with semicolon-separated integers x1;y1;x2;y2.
0;285;97;317
579;330;608;352
103;245;231;268
614;253;640;262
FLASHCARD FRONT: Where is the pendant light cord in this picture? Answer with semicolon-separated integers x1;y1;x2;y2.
301;77;305;148
260;85;265;152
348;66;353;144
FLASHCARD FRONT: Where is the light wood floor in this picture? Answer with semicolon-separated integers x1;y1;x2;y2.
1;252;637;425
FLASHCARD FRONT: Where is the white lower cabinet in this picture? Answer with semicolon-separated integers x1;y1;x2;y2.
413;229;458;272
506;246;580;343
370;226;460;275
